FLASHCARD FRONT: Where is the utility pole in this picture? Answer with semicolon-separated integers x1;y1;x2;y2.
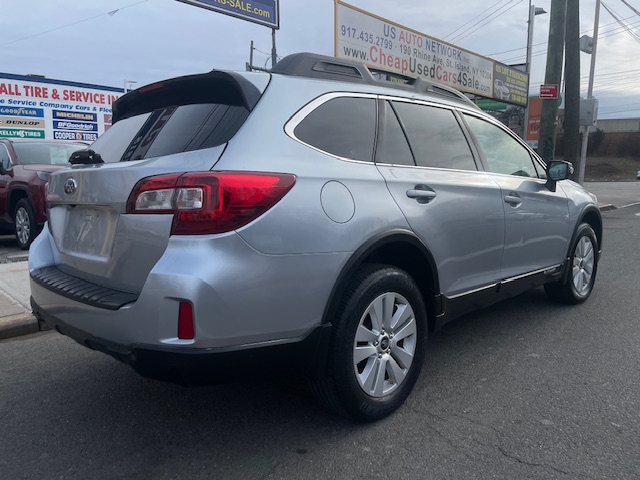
538;0;567;162
563;0;580;172
578;0;601;184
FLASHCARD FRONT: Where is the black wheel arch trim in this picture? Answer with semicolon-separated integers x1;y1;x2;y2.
321;229;442;328
559;206;602;283
9;185;35;214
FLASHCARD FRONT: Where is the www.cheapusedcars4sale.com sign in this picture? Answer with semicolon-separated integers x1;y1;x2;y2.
0;73;123;142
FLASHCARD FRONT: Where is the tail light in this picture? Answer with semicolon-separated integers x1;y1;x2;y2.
126;171;296;235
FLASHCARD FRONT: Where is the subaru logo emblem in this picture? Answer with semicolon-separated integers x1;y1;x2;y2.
64;178;78;195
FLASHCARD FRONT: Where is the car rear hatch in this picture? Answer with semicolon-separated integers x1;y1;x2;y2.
42;70;269;295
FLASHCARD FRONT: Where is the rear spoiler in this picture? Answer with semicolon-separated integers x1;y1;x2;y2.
112;70;264;123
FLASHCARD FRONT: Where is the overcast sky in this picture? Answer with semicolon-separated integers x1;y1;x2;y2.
1;0;639;119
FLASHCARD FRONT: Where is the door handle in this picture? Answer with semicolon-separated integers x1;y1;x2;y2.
504;194;522;206
406;187;436;203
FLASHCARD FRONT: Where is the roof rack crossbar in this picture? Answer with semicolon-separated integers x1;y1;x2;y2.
270;53;478;109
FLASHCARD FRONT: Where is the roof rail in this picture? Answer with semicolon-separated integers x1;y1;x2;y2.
271;52;478;109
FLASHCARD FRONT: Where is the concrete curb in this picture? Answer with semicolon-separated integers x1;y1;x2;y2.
0;312;50;341
599;204;616;211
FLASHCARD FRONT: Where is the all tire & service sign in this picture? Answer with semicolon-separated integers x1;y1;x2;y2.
0;73;122;142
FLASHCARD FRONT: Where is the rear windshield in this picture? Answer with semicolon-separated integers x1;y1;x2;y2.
90;103;250;163
13;143;86;165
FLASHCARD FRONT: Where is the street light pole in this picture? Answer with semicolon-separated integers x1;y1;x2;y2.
578;0;601;184
123;79;137;93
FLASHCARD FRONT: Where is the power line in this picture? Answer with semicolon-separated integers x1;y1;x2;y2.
488;13;640;61
0;0;149;48
450;0;524;44
618;0;640;17
601;1;640;43
443;0;509;40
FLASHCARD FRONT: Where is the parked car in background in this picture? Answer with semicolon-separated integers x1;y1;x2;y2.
0;139;87;249
30;53;602;422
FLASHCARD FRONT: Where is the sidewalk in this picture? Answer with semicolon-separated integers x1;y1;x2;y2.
1;181;638;341
0;256;48;340
585;181;640;211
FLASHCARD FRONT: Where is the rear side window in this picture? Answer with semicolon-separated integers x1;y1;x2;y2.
392;101;477;171
12;143;86;165
0;145;10;169
90;103;249;163
294;97;376;162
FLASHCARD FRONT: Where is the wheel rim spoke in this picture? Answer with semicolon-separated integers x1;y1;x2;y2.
372;356;387;397
355;324;378;343
391;343;414;370
354;345;377;364
369;296;385;333
390;303;412;331
382;294;395;332
387;355;407;385
393;317;416;342
359;357;381;395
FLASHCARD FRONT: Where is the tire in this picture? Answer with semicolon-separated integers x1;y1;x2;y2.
545;223;598;305
312;264;428;422
14;198;38;250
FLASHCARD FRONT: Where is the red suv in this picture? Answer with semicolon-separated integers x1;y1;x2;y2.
0;139;86;249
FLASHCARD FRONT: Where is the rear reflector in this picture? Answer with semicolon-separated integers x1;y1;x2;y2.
126;171;296;235
178;301;194;340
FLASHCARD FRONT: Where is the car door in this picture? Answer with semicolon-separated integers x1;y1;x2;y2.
461;113;571;279
375;99;505;297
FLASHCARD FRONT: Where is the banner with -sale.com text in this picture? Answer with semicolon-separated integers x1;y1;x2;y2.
0;73;123;142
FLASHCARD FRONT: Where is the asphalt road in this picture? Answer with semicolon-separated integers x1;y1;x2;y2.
1;206;639;480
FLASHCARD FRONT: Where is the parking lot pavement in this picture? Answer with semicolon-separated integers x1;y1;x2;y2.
0;181;638;341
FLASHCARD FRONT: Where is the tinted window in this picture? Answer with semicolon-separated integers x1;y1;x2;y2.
463;114;539;178
12;143;86;166
375;102;414;166
294;97;376;162
89;103;250;163
392;102;476;171
0;145;10;170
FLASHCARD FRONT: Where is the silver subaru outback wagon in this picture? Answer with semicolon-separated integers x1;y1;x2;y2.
30;53;602;422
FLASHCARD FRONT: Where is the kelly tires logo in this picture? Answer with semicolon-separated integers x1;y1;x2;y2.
0;128;45;139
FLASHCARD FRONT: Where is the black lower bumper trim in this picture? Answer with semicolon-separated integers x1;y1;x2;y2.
31;266;138;310
31;297;332;385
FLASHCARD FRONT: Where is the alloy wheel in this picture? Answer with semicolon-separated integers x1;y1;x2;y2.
15;206;31;246
353;292;417;397
572;236;595;296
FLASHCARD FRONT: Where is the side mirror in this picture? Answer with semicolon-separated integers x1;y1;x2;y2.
546;160;574;191
0;164;6;175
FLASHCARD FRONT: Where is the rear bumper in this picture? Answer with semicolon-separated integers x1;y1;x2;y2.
32;296;332;384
